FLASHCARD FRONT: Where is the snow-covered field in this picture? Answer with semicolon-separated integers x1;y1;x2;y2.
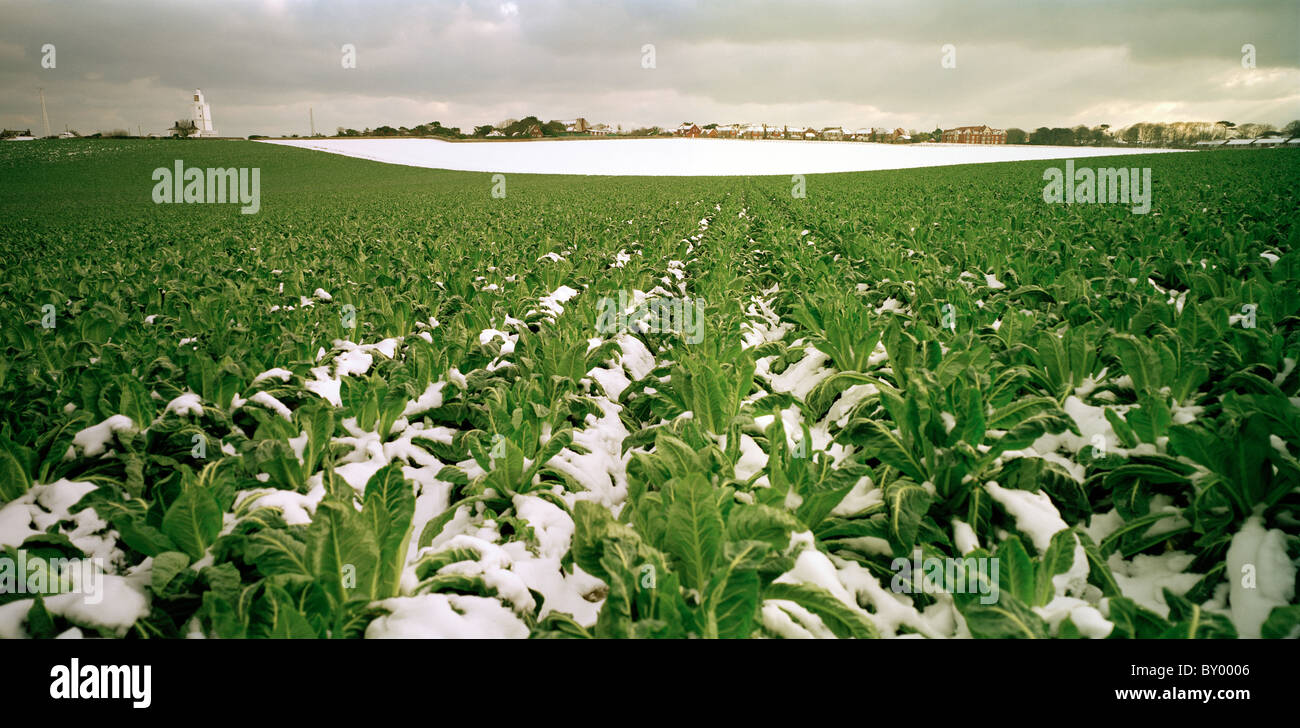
264;137;1184;176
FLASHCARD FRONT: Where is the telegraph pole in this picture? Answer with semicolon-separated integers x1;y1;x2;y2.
310;107;316;136
39;88;51;138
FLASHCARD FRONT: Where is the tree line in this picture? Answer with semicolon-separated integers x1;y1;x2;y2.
1004;120;1300;146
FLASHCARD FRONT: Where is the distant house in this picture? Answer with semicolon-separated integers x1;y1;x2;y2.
941;125;1006;144
560;118;589;133
1253;137;1285;146
1;128;34;140
675;122;702;137
892;127;911;141
486;130;505;138
587;123;613;136
740;124;765;139
821;127;845;141
1194;140;1226;147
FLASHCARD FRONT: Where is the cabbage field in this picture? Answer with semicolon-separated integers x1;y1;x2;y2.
1;139;1297;639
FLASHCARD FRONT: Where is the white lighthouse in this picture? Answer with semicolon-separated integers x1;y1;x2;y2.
190;89;216;137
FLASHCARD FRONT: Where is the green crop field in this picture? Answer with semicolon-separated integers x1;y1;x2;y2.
0;139;1297;639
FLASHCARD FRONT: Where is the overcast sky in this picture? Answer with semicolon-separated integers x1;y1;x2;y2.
2;0;1297;137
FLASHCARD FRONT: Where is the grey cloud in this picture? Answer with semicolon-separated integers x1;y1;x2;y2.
0;0;1295;137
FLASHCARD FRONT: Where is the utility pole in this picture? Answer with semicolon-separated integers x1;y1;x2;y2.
39;88;51;138
310;106;316;137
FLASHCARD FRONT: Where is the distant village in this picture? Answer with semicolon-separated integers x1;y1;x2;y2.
666;122;929;142
330;117;1008;144
307;115;1300;149
4;88;1299;149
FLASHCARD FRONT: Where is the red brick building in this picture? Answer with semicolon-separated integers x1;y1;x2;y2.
941;125;1007;144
